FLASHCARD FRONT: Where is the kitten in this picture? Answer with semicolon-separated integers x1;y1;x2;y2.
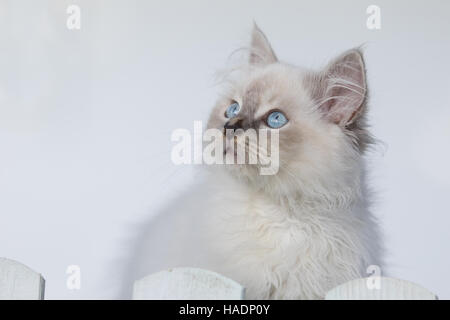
123;24;382;300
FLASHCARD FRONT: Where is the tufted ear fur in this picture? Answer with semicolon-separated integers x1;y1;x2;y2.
313;49;367;126
249;23;278;65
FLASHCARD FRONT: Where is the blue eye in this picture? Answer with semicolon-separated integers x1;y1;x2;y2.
266;111;288;128
225;102;240;118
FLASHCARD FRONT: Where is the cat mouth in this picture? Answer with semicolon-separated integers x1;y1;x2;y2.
223;145;240;159
223;136;250;157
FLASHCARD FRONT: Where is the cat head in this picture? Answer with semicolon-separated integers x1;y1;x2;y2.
207;24;372;200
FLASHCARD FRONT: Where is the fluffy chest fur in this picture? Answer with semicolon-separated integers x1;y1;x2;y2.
204;173;375;300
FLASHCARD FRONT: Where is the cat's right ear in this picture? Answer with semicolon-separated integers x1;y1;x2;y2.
249;23;278;65
308;49;367;127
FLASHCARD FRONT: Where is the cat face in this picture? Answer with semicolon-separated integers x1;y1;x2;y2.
207;24;371;196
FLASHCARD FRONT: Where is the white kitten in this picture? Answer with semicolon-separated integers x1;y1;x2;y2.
122;24;382;300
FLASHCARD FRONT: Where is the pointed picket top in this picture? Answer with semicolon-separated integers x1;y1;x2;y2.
325;277;437;300
0;257;45;300
132;267;245;300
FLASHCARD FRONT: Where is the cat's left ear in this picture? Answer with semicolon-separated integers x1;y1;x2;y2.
249;23;278;65
314;49;367;126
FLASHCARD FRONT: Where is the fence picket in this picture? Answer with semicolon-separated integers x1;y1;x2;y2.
0;258;45;300
325;277;438;300
132;267;245;300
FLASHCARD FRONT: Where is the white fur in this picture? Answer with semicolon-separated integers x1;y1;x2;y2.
121;26;382;300
123;161;381;299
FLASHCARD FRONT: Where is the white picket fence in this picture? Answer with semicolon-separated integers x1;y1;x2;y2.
0;257;438;300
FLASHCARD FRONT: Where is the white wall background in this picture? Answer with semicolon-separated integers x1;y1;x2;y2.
1;0;449;299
